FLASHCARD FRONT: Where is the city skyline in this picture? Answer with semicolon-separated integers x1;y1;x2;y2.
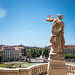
0;0;75;47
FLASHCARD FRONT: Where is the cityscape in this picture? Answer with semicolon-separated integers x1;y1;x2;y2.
0;44;75;62
0;0;75;75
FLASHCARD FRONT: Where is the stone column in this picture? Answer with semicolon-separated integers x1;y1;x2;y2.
48;53;67;75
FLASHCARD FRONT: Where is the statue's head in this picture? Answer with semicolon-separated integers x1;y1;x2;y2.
57;14;63;20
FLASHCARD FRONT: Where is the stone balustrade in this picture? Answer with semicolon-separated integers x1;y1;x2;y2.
0;63;75;75
67;64;75;75
0;63;48;75
28;63;48;75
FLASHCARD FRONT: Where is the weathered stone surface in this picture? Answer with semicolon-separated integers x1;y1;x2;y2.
46;14;65;54
46;14;67;75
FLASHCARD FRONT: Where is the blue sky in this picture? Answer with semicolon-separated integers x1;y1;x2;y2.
0;0;75;47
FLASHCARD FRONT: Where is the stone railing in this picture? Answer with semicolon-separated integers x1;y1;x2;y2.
0;63;48;75
0;63;75;75
67;64;75;75
28;63;48;75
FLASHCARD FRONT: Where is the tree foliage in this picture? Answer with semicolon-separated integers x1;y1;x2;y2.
42;48;50;57
30;48;36;58
36;49;42;57
64;54;75;59
30;48;50;58
0;56;2;63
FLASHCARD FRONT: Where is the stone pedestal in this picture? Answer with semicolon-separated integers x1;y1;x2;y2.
48;53;67;75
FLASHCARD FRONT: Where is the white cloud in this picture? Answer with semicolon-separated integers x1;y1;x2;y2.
0;8;6;18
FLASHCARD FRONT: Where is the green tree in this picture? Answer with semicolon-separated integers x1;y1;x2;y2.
30;48;36;58
69;54;75;59
64;54;75;59
42;48;50;57
38;49;42;55
0;56;2;63
36;49;42;57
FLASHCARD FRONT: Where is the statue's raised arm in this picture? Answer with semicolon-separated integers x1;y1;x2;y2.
46;14;55;22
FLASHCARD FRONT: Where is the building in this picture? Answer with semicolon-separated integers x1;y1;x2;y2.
0;45;4;50
2;46;15;62
0;50;3;63
0;50;3;56
13;47;23;61
2;46;24;62
64;45;75;55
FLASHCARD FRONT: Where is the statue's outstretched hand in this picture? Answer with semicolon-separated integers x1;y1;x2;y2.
46;14;54;22
48;14;51;17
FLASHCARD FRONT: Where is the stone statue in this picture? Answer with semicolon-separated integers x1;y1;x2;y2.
46;14;65;54
46;14;67;75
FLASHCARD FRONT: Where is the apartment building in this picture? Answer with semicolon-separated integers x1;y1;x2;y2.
2;46;15;62
64;45;75;55
2;46;23;62
13;47;23;61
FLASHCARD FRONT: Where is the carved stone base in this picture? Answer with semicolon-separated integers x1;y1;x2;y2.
48;53;67;75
